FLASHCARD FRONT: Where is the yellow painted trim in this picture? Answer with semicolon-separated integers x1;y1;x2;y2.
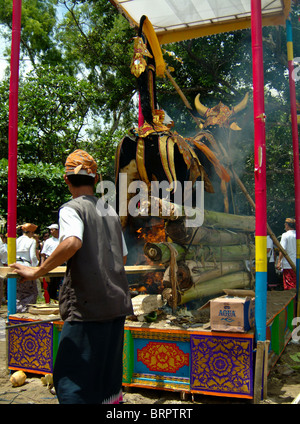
255;236;267;272
110;0;290;44
297;239;300;259
157;15;288;44
136;139;150;186
287;41;294;62
142;17;166;77
7;237;16;264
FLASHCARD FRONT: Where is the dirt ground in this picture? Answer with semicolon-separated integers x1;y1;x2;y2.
0;298;299;405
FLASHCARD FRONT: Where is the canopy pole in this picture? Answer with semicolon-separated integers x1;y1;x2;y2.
251;0;267;342
286;16;300;316
138;93;144;127
7;0;22;316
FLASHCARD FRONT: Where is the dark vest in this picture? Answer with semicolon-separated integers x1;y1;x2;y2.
58;195;133;322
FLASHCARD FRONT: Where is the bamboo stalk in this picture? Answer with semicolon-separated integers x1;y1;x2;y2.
163;260;245;288
166;221;249;245
144;242;254;264
163;261;193;291
204;209;255;232
142;197;256;232
177;271;251;305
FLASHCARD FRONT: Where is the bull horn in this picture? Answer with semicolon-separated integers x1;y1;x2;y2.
233;92;249;114
194;93;209;116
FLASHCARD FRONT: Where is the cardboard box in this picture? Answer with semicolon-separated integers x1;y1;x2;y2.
210;295;255;333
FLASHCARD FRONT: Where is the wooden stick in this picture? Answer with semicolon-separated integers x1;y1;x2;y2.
6;318;61;330
253;341;265;404
231;168;296;272
0;264;165;279
263;340;270;399
125;265;165;273
0;266;66;279
291;392;300;404
165;68;197;117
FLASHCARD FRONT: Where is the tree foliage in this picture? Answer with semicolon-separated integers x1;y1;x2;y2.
0;0;299;236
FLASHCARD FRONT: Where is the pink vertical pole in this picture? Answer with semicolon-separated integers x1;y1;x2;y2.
138;92;144;127
7;0;22;315
286;16;300;315
251;0;267;342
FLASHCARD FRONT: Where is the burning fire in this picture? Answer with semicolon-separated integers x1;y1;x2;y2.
136;221;166;243
129;220;166;296
130;271;165;295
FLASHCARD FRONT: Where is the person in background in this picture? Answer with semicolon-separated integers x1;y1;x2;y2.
0;233;7;305
267;235;276;289
0;233;7;266
10;149;133;404
41;224;60;302
277;218;297;290
16;223;39;312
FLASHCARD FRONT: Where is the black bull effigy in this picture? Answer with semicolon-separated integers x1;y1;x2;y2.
114;16;249;228
115;92;249;228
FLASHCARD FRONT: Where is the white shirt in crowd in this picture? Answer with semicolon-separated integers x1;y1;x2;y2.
280;229;296;269
16;235;39;267
267;235;274;263
41;236;59;258
0;243;7;265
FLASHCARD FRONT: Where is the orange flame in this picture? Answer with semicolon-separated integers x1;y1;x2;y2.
136;222;166;243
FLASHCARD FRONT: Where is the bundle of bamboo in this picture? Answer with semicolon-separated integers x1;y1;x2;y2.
141;201;255;308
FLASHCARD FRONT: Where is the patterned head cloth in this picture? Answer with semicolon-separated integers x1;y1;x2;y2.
65;149;97;177
21;223;38;232
285;218;296;227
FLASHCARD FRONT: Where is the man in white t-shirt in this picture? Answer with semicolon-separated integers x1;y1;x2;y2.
16;223;39;312
267;235;277;289
41;224;60;301
277;218;296;290
41;224;59;260
0;233;7;266
11;149;133;404
0;233;7;305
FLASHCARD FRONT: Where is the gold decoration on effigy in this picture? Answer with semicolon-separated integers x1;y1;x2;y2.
136;110;170;137
130;37;153;78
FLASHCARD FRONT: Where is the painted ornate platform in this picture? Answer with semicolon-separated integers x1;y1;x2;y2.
123;325;254;399
6;290;296;399
7;315;63;375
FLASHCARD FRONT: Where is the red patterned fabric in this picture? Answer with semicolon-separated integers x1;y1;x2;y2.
283;268;296;290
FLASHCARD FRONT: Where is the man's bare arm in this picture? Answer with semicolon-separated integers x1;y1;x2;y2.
10;236;82;282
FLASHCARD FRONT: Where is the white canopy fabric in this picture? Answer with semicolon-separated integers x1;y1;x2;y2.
110;0;291;43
